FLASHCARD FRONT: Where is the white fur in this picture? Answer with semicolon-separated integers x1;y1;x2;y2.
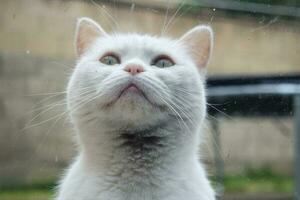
55;19;215;200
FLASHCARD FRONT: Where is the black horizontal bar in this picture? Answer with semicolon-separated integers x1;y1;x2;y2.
206;74;300;117
207;74;300;87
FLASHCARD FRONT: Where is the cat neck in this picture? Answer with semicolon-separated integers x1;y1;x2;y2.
75;119;200;179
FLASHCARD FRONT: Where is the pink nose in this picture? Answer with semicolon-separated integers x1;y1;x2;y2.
124;64;144;75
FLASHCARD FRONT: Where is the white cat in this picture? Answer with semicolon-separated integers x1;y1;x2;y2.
55;17;215;200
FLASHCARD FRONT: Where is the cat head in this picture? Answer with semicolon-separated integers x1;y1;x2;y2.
67;17;213;130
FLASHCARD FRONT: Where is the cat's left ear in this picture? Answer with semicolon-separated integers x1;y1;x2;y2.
179;25;213;70
75;17;107;57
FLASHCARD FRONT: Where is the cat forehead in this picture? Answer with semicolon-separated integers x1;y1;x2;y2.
94;34;184;55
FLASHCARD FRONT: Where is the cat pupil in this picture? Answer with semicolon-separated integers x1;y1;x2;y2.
107;57;114;65
100;55;119;65
155;58;173;68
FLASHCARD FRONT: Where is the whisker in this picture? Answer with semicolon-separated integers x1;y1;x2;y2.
164;4;192;34
24;89;96;130
25;91;67;97
91;0;120;31
26;87;96;124
207;104;232;120
162;0;186;35
140;77;192;132
161;0;171;36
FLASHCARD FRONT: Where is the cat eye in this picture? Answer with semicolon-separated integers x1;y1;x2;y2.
99;54;120;66
152;56;174;68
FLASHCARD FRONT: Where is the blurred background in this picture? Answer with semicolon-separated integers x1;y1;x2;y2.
0;0;299;199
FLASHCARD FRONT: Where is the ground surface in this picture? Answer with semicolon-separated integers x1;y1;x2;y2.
0;169;293;200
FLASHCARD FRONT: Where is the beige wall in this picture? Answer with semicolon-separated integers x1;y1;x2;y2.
0;0;299;75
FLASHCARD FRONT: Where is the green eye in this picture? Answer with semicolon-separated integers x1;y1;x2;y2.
100;54;120;65
152;56;174;68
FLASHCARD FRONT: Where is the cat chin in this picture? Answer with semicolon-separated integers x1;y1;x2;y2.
99;87;161;111
95;96;165;127
104;100;159;121
104;111;167;131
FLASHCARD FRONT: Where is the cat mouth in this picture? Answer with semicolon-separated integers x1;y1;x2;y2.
115;83;157;106
101;82;164;110
119;83;144;97
118;83;154;104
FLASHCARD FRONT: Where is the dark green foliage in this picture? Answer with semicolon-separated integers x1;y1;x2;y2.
212;167;294;193
0;181;56;193
0;168;294;199
234;0;300;7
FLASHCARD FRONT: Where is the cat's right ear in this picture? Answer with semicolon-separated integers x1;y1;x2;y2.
75;17;107;57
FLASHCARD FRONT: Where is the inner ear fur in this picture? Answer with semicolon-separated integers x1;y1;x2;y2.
179;26;213;69
75;17;107;57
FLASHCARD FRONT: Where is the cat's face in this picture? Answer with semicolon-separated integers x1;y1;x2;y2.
67;18;213;129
